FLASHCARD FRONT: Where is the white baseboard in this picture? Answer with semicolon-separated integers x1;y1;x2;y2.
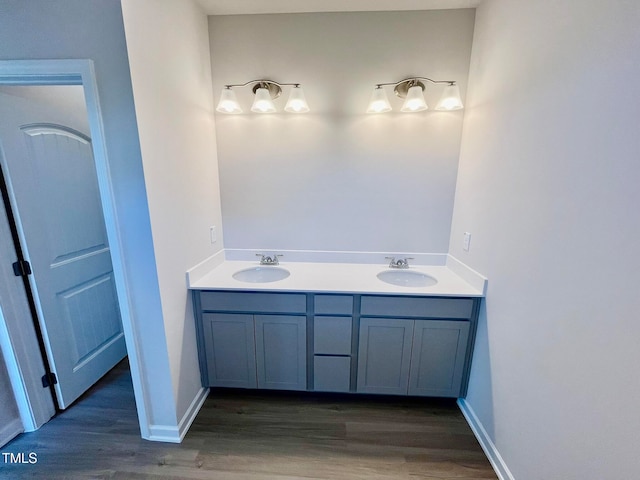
146;424;181;444
146;387;209;443
177;387;209;441
457;398;515;480
0;418;23;448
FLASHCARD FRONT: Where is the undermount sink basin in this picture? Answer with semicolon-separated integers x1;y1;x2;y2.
377;269;438;288
233;266;290;283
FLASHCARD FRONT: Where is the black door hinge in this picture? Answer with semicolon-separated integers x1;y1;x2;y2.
12;260;32;277
41;372;58;388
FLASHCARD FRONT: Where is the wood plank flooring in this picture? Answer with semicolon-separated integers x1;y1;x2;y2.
1;361;497;479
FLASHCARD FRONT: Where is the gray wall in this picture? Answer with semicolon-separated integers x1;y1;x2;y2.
450;0;640;477
210;10;475;253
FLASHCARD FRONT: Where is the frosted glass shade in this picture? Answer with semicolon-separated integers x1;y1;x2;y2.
435;84;464;110
251;87;277;113
216;88;242;114
366;87;392;113
284;86;310;113
400;85;428;112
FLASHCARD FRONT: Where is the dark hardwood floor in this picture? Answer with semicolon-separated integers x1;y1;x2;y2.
1;361;497;479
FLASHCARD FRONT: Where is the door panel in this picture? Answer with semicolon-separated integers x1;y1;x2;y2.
255;315;306;391
202;313;257;388
60;272;122;369
408;320;470;397
0;88;125;408
22;126;108;258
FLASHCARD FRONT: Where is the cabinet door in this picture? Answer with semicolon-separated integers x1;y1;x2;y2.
255;315;307;390
202;313;257;388
357;318;414;395
408;320;470;397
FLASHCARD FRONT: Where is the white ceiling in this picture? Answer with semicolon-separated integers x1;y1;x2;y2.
196;0;481;15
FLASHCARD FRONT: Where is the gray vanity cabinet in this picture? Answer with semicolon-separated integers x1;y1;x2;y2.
357;295;475;398
255;315;307;390
357;318;470;397
202;313;257;388
194;290;478;399
357;318;414;395
195;291;307;391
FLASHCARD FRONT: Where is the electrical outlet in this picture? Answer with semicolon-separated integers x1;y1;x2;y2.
463;232;471;252
209;226;217;244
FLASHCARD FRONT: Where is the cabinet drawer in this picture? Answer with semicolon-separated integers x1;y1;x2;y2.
200;291;306;314
314;356;351;392
314;316;352;355
314;294;353;315
360;296;473;319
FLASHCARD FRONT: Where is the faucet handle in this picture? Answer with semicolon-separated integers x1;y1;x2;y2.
256;253;282;265
385;256;413;268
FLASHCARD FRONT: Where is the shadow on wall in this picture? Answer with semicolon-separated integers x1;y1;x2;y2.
467;300;495;439
176;296;205;420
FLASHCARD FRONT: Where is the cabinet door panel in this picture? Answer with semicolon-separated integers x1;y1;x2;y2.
255;315;307;390
408;320;469;397
202;313;256;388
357;318;414;395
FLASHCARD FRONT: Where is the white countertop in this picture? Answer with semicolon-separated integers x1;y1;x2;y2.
188;260;486;297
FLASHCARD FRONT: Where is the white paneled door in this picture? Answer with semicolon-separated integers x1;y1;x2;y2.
0;90;126;409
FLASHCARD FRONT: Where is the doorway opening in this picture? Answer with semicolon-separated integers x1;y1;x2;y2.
0;60;147;442
0;83;126;412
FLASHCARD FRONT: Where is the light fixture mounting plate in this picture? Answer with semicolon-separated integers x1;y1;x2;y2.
251;81;282;99
394;80;425;99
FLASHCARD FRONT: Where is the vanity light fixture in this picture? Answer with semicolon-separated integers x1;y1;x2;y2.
367;77;463;113
216;79;309;114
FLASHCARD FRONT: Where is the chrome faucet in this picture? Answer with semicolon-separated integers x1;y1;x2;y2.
256;253;282;265
385;256;414;269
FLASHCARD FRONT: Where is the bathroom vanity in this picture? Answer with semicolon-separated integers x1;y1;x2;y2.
190;258;485;398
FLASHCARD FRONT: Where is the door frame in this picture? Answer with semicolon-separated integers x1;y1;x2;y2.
0;59;150;437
